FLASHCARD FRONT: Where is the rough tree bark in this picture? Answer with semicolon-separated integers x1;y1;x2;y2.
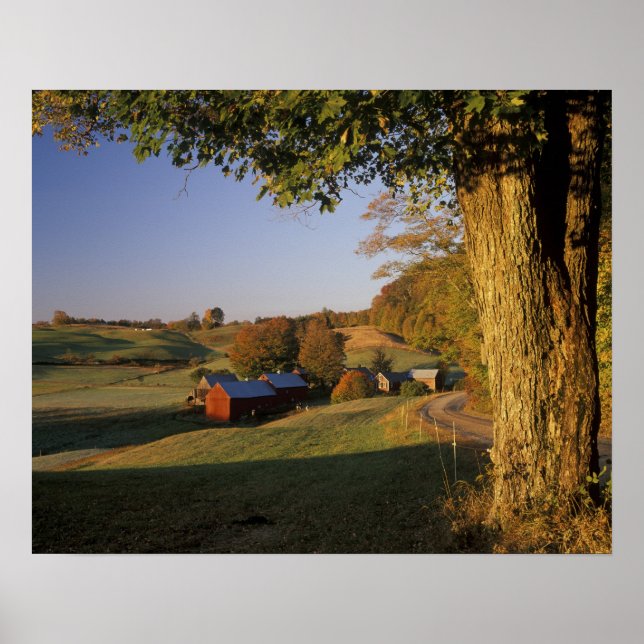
452;92;606;521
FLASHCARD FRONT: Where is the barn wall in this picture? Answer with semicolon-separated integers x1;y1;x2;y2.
205;395;230;421
273;387;308;406
229;396;276;420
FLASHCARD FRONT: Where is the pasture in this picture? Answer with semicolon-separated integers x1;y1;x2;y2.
33;325;214;363
32;362;199;456
33;397;485;553
32;364;160;395
190;324;243;352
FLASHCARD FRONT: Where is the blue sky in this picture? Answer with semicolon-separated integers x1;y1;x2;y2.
32;133;392;323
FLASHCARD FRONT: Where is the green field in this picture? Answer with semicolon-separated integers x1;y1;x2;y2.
32;386;194;456
33;325;214;363
32;364;161;395
32;397;485;553
32;362;199;456
345;346;437;371
190;324;243;351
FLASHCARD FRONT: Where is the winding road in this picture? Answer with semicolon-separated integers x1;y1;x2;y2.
422;392;612;471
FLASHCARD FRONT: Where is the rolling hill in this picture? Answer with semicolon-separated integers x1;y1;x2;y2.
32;396;483;553
32;325;214;363
338;325;449;373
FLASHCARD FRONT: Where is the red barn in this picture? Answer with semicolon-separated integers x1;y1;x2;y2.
205;380;277;422
195;372;238;403
259;373;308;406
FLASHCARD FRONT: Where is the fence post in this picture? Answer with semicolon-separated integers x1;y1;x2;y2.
452;421;457;483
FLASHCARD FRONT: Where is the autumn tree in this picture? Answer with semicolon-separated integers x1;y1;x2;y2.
229;316;299;378
52;310;72;325
359;197;488;409
202;307;224;329
33;90;609;521
190;366;212;384
297;318;346;387
331;371;374;404
369;345;394;374
186;311;202;331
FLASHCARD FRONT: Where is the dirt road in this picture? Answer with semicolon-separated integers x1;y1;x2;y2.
422;392;612;470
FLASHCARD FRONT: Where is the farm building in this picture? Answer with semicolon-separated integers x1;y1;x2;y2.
205;380;277;421
376;371;410;393
408;368;444;392
196;373;238;402
259;373;308;405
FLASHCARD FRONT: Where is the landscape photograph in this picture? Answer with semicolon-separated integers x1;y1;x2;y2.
32;89;612;554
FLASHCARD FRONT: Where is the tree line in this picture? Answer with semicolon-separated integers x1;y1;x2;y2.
44;307;227;331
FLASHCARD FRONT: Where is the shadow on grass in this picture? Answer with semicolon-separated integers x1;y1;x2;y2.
33;444;481;554
32;405;203;456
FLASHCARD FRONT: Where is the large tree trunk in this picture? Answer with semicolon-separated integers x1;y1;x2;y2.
452;92;606;521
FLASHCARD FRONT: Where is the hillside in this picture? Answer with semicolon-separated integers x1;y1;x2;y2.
32;325;213;363
338;325;463;378
337;325;412;352
33;396;483;553
190;324;244;352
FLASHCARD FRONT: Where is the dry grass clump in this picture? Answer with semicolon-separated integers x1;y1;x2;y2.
444;476;612;554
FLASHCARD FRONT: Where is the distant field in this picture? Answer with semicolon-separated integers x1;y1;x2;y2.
337;325;411;352
345;346;438;371
339;325;437;371
33;325;214;363
190;324;244;352
340;326;465;384
33;397;485;553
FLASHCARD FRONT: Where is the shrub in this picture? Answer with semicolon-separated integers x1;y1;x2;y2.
190;367;212;384
400;380;429;397
62;349;81;364
330;371;374;404
444;473;612;554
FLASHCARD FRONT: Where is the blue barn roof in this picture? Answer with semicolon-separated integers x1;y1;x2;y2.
216;380;277;399
261;373;308;389
203;373;238;387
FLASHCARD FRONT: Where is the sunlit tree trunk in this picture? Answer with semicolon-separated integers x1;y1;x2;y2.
452;92;606;521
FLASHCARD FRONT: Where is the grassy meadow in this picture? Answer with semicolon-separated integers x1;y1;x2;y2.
33;397;486;553
33;325;214;363
32;364;160;395
31;325;219;455
190;324;243;352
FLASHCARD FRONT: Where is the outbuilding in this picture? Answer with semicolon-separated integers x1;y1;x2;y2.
259;372;308;405
205;380;277;421
376;371;410;393
196;373;238;403
408;368;444;392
